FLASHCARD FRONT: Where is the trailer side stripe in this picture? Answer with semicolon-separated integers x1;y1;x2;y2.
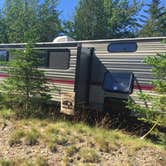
0;74;154;90
0;74;8;78
0;74;75;85
90;81;154;91
134;85;154;91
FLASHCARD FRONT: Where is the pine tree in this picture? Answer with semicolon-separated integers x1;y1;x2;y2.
63;21;76;39
0;9;8;43
64;0;141;40
127;41;166;138
139;0;166;37
38;0;61;42
2;0;62;43
4;0;39;42
0;43;51;116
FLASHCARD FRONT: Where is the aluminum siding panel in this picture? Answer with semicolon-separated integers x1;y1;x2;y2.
0;44;79;102
82;39;166;108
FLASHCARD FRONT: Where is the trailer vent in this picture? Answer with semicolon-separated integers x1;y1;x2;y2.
53;36;75;43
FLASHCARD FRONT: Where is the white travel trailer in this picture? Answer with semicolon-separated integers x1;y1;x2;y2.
0;36;166;115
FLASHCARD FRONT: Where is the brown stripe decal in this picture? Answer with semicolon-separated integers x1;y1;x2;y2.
0;74;75;85
134;85;154;91
0;74;154;90
0;73;8;78
90;81;154;91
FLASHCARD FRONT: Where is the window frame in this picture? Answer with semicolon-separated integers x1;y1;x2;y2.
107;42;137;53
102;71;134;94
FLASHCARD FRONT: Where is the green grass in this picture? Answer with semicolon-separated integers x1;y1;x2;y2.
0;159;11;166
8;127;40;147
24;128;40;146
0;158;49;166
95;137;113;152
0;158;32;166
35;156;48;166
7;117;164;151
1;109;166;165
65;145;78;157
8;129;25;147
0;109;14;120
51;136;68;146
10;118;164;151
79;148;99;163
48;141;57;153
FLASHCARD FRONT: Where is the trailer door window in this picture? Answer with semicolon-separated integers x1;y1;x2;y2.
107;42;137;52
102;71;134;94
0;50;8;62
49;49;70;69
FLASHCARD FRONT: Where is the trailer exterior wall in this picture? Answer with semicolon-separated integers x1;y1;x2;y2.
81;37;166;110
0;43;79;103
0;37;166;113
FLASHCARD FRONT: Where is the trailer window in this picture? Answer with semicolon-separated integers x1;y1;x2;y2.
0;50;8;62
102;71;134;94
107;42;137;52
49;50;70;69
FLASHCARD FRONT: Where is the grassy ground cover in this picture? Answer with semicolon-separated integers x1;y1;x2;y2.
0;109;165;166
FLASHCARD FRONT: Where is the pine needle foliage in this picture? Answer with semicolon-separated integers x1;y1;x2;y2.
127;41;166;138
0;42;51;116
139;0;166;37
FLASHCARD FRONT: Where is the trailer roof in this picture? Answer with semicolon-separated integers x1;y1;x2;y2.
72;36;166;44
0;36;166;46
0;42;79;48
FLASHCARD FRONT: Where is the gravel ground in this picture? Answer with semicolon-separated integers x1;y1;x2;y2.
0;119;166;166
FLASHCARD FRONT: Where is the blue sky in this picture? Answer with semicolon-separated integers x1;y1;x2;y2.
0;0;166;21
0;0;78;20
58;0;78;20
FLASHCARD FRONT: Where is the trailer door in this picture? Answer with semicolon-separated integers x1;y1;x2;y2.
75;47;93;107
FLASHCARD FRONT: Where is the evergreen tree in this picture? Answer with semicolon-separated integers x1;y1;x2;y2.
63;21;76;39
4;0;39;42
127;41;166;138
2;0;61;43
139;0;166;37
65;0;141;40
0;9;8;43
0;43;51;116
38;0;61;42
